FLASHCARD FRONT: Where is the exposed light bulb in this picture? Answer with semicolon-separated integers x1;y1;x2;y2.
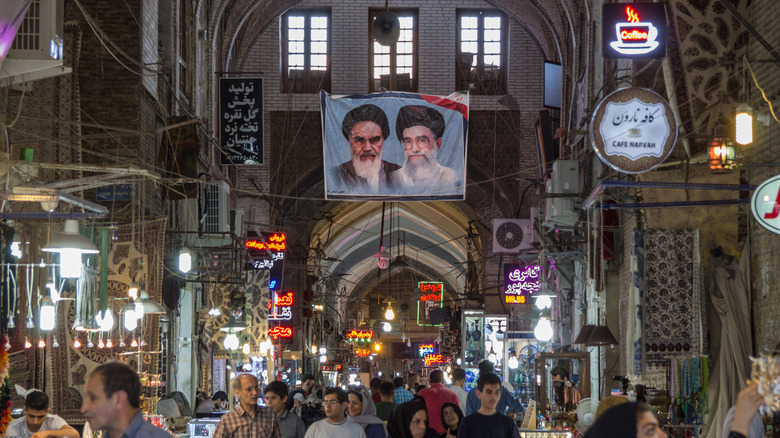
534;317;553;342
73;338;82;348
242;342;251;355
130;339;138;348
508;356;519;369
319;354;328;363
24;337;32;349
58;249;84;278
124;310;138;331
311;345;318;355
95;309;115;331
208;308;221;316
119;339;126;348
382;322;391;332
179;248;192;273
106;339;114;348
735;104;753;145
38;339;46;348
97;339;105;349
535;295;552;310
319;346;327;355
224;332;239;350
86;338;94;348
385;305;395;320
52;337;60;348
39;297;56;331
10;242;22;258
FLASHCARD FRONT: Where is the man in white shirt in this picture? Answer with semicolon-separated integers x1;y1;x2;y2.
6;391;79;438
448;368;468;409
304;388;365;438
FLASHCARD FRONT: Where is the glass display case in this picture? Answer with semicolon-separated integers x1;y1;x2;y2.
461;311;507;392
534;352;590;416
505;333;539;406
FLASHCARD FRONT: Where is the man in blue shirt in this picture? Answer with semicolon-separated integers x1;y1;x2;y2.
392;377;414;405
81;362;170;438
458;373;519;438
465;360;523;419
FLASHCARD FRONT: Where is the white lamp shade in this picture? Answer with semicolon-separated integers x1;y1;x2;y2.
39;298;55;331
42;220;99;253
534;317;553;342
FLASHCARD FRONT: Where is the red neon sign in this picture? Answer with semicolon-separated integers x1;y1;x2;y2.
276;291;294;307
346;330;373;339
419;293;441;302
268;326;293;340
355;348;372;357
245;233;286;251
626;6;639;23
419;283;443;293
424;353;446;366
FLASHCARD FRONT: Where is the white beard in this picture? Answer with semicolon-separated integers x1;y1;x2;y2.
353;153;382;190
402;147;439;181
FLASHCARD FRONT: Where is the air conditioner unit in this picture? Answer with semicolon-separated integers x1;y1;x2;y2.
203;181;230;232
1;0;70;84
492;219;534;253
544;160;579;228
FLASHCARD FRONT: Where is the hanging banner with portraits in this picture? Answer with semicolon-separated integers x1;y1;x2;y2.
321;91;468;201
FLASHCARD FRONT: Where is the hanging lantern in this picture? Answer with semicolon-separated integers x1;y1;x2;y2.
708;125;737;172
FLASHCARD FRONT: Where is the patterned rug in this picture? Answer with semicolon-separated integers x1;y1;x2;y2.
50;218;166;423
644;229;704;362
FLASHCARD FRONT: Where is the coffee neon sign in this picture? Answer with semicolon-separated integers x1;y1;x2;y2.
602;3;666;58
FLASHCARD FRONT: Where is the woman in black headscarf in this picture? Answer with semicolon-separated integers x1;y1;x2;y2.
439;402;463;438
583;402;667;438
387;397;439;438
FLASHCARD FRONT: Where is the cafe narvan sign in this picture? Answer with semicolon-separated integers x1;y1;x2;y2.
751;174;780;234
590;87;678;174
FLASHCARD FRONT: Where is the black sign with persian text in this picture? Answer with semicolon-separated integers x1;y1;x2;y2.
219;77;263;164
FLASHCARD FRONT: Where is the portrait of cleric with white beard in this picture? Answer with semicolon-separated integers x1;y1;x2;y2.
390;105;461;195
327;104;400;195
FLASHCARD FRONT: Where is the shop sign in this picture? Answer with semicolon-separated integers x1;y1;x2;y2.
418;344;435;357
417;282;443;326
423;353;447;367
590;87;677;174
751;174;780;234
219;77;263;164
246;232;285;291
268;291;293;321
355;348;372;357
267;326;292;341
602;3;667;58
504;264;540;304
346;330;373;342
96;184;135;201
321;364;342;371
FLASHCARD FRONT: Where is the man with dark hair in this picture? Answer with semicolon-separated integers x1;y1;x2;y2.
265;381;306;438
550;366;581;411
418;369;460;434
392;377;414;404
196;391;229;414
448;368;468;409
369;377;383;404
286;374;317;411
214;373;281;438
390;105;461;195
375;381;396;421
328;104;399;195
457;374;519;438
7;391;78;438
464;360;523;418
304;388;365;438
81;362;168;438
